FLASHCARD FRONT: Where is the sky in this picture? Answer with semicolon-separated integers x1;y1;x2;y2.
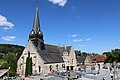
0;0;120;53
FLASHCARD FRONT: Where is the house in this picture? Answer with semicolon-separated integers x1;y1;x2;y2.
0;69;9;79
17;5;77;75
77;57;85;65
84;55;106;65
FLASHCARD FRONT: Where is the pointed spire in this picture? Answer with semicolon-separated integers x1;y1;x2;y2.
32;2;41;34
29;0;45;50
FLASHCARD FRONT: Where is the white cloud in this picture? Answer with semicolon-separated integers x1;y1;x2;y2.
73;39;83;42
68;34;77;37
49;0;68;7
2;36;16;41
72;34;77;37
86;38;92;41
0;15;14;30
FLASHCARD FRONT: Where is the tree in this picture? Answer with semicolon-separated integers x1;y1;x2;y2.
111;49;120;62
103;52;113;63
6;53;17;76
75;50;81;57
25;53;32;77
29;58;32;75
82;52;89;57
0;44;24;76
0;59;8;68
75;50;94;58
103;49;120;63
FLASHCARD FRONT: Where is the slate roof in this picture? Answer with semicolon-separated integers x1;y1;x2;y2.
32;6;41;34
77;57;85;63
36;44;72;64
58;46;71;55
29;6;72;64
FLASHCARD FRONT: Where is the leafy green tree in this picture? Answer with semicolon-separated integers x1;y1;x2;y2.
103;52;113;63
29;58;32;75
103;49;120;63
82;52;89;57
0;59;8;68
0;44;24;76
75;50;98;58
111;49;120;62
25;57;29;77
75;50;81;57
7;53;17;76
25;53;32;77
91;53;98;55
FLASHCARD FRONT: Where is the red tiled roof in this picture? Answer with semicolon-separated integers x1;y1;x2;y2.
89;55;106;62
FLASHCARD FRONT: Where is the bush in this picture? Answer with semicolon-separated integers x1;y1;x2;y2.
25;56;32;77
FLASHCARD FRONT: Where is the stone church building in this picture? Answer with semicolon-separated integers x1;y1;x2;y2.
17;6;77;75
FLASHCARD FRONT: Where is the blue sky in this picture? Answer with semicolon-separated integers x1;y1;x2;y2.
0;0;120;53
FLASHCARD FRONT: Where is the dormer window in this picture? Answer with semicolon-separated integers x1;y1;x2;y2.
63;51;68;56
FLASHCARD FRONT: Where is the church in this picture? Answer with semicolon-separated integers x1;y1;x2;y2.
17;5;77;75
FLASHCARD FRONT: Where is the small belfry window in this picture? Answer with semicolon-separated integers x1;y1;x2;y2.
31;31;34;34
39;32;41;34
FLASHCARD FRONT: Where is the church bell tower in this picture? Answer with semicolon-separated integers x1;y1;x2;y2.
29;5;45;50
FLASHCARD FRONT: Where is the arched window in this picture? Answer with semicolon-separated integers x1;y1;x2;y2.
20;64;22;70
56;64;59;71
28;51;30;57
39;66;41;72
49;65;52;71
62;64;65;68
